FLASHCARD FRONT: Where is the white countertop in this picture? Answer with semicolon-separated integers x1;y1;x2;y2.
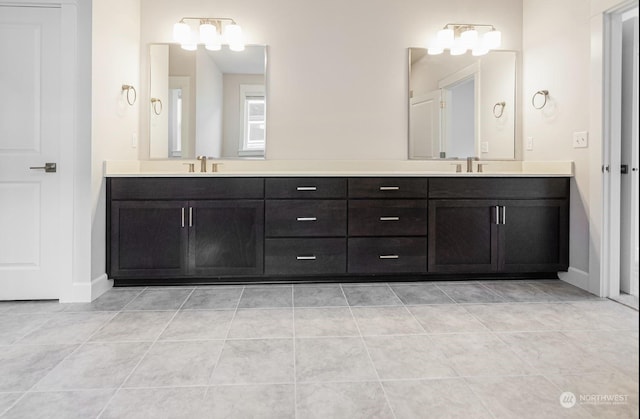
104;160;574;177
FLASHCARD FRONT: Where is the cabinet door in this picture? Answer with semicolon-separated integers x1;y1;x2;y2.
428;200;499;273
188;200;264;276
110;201;188;278
499;199;569;272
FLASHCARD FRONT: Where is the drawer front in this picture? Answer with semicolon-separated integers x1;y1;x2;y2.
348;237;427;273
265;178;347;198
429;177;570;199
109;177;264;200
265;200;347;237
348;200;428;236
348;178;429;198
265;238;346;274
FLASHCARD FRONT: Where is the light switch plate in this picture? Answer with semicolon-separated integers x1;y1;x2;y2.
481;142;489;153
573;131;588;148
526;137;534;151
131;132;138;148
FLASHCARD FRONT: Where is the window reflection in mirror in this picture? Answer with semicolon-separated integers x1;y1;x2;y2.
408;48;516;160
149;44;267;159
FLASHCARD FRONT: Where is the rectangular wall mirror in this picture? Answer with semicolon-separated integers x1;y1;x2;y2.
408;48;516;160
149;44;267;159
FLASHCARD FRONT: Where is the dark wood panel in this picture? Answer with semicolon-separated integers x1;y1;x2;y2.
499;199;569;272
265;200;346;237
109;177;264;200
428;200;498;273
189;200;264;276
348;178;429;198
428;177;570;199
110;201;188;277
348;237;427;273
265;238;347;275
348;200;428;236
265;178;347;198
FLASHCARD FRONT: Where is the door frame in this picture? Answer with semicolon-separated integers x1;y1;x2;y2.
1;0;90;302
602;0;639;298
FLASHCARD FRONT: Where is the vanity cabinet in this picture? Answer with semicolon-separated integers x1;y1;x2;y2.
108;178;264;279
264;178;347;275
107;175;570;285
427;178;569;273
347;178;429;274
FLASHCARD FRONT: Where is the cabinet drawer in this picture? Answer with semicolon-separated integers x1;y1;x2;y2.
265;200;346;237
265;178;347;198
348;238;427;273
265;238;346;274
348;178;428;198
109;177;264;200
348;200;428;236
429;177;569;199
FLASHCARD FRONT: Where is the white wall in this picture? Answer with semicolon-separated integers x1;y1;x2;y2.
91;0;140;291
138;0;523;160
196;49;223;157
522;0;593;291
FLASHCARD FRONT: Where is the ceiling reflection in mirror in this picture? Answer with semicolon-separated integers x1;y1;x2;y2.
149;44;266;159
408;48;516;160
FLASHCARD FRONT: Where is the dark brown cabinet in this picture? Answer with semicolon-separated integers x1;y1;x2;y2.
108;178;264;281
427;178;569;274
107;175;570;284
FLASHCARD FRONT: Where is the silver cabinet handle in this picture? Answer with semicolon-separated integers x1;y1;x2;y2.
379;216;400;221
189;207;193;227
29;162;57;173
296;186;317;191
296;256;317;260
379;255;399;259
181;208;185;228
296;217;317;222
379;186;399;191
501;206;506;225
495;206;500;225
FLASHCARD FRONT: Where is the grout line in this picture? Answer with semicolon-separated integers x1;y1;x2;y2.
385;284;428;334
292;286;298;419
95;287;196;419
338;284;398;419
204;286;246;393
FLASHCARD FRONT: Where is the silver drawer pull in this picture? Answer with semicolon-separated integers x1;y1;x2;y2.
296;186;317;191
379;216;400;221
296;256;317;260
379;186;400;191
379;255;400;259
297;217;317;222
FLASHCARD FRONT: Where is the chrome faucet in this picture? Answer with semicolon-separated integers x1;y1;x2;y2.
196;156;210;172
466;156;479;173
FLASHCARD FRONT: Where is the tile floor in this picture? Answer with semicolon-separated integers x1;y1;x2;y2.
0;280;638;418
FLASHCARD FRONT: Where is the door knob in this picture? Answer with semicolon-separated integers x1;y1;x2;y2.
29;163;57;173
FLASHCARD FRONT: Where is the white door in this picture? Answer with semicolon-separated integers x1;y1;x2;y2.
0;6;62;300
409;90;441;159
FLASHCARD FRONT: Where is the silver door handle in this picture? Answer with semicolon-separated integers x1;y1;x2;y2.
379;186;399;191
296;186;317;191
297;217;317;221
181;208;185;228
379;216;400;221
495;206;500;225
189;207;193;227
501;206;506;225
379;255;399;259
296;256;317;260
29;163;56;173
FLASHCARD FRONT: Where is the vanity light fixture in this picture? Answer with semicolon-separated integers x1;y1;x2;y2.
428;23;501;56
173;17;245;51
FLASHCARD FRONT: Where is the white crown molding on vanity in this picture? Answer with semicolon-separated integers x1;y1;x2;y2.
104;160;574;177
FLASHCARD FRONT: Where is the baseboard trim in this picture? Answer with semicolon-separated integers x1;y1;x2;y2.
91;273;113;301
558;267;593;294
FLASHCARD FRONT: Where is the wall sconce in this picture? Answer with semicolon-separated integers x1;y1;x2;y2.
173;17;245;51
428;24;501;56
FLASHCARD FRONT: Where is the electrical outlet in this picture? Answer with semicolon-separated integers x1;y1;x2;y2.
526;137;534;151
481;142;489;153
573;131;588;148
131;132;138;148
